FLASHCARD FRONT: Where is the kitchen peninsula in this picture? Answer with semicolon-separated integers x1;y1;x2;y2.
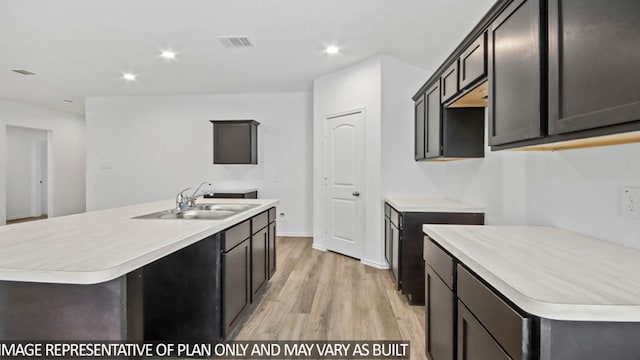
0;198;278;341
423;225;640;360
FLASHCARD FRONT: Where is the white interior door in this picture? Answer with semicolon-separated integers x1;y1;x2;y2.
324;110;365;259
35;140;48;216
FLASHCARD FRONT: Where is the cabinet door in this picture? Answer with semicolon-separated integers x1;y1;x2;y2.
391;224;400;289
548;0;640;134
425;266;455;360
268;221;276;279
223;240;249;338
459;33;487;90
252;227;268;298
458;302;510;360
425;82;443;158
415;94;426;160
441;62;459;103
488;0;544;146
384;216;391;266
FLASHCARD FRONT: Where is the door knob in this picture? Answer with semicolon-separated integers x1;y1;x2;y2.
352;191;360;197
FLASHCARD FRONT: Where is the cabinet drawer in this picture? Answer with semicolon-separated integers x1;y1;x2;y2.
252;211;269;233
390;208;400;227
423;237;454;289
441;61;459;103
268;208;276;223
458;301;510;360
223;220;251;252
457;265;531;359
459;32;486;90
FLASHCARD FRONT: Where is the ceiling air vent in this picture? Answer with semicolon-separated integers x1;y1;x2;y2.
11;69;36;76
217;36;253;48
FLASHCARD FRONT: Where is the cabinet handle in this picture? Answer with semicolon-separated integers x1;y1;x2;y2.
352;191;360;197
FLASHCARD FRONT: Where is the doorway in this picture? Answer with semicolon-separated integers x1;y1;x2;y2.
323;110;365;259
5;126;49;224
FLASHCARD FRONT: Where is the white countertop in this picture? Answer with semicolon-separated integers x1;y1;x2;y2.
0;198;278;285
385;196;484;213
423;225;640;321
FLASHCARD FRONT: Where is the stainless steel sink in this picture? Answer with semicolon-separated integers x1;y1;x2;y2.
133;203;259;220
192;203;259;212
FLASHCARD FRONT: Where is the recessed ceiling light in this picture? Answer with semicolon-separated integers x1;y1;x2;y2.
161;50;177;60
122;73;137;82
326;45;340;55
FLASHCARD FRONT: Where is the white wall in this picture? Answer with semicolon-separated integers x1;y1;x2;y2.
313;55;440;268
0;99;85;225
440;113;640;249
313;57;383;267
5;126;47;220
381;56;447;197
85;92;313;237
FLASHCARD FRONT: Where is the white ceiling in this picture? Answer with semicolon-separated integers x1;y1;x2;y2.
1;0;496;115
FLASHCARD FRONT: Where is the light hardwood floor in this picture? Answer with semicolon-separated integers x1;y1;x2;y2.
236;237;427;360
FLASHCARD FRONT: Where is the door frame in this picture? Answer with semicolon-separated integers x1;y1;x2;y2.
2;125;53;224
322;109;366;260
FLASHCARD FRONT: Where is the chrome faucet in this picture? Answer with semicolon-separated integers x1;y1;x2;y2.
175;187;192;211
187;181;213;208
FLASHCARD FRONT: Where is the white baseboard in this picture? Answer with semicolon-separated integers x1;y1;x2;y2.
312;242;327;252
277;232;313;238
361;258;390;270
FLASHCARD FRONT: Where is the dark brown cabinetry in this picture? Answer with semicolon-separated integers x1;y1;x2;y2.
459;33;487;91
414;81;485;160
441;63;459;103
488;0;544;146
424;236;531;360
547;0;640;135
211;120;259;165
457;302;510;360
134;207;276;342
384;201;483;305
414;94;426;160
424;239;456;360
251;212;269;299
222;221;251;338
268;208;277;279
384;206;401;288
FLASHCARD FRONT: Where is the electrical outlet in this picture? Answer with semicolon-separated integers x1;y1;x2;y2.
621;187;640;219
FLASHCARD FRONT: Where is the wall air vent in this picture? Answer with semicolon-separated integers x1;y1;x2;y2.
11;69;36;76
217;36;253;48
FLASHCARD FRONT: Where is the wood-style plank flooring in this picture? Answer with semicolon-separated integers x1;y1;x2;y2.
236;237;427;360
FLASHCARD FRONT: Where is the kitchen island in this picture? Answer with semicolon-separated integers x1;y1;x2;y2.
0;198;278;341
423;225;640;360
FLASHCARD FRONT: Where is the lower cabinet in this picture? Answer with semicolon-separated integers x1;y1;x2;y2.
141;207;277;342
251;226;268;299
424;235;531;360
385;201;484;305
268;219;276;279
457;302;510;360
223;238;250;338
425;265;455;360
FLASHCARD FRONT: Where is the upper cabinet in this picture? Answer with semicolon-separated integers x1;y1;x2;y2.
440;62;459;103
459;33;487;91
211;120;259;165
547;0;640;135
488;0;544;146
414;0;640;154
414;80;485;161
